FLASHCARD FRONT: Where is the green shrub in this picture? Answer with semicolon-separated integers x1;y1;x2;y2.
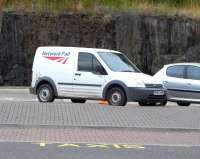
1;0;200;14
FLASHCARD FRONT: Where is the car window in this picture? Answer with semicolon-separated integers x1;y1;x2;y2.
78;52;106;74
187;66;200;80
166;65;185;78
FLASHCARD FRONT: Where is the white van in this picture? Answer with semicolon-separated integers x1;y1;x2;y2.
30;47;166;106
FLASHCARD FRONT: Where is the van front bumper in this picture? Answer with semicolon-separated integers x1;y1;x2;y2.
128;87;167;103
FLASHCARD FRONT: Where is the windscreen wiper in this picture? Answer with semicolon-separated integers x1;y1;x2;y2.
121;70;134;72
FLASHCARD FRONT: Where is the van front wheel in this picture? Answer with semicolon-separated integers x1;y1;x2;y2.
37;84;55;103
107;87;127;106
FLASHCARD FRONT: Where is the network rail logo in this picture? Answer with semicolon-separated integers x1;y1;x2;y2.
42;51;70;64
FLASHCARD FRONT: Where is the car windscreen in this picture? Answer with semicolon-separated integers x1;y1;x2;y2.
98;52;141;73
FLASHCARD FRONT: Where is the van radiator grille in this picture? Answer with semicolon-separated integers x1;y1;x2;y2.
145;84;163;88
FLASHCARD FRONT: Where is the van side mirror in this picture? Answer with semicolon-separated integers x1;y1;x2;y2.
94;65;107;75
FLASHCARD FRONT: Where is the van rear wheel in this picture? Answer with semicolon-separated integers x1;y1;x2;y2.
107;87;127;106
71;99;86;103
37;84;55;103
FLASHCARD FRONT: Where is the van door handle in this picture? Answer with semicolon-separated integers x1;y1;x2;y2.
163;81;168;84
75;73;81;76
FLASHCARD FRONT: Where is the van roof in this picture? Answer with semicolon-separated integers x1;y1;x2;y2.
37;46;121;54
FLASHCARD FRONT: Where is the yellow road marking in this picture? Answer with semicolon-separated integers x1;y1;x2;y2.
39;143;46;147
36;143;145;150
121;144;145;149
86;144;109;149
58;144;81;148
113;144;121;149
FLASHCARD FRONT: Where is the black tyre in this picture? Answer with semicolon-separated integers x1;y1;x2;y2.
107;87;127;106
71;99;86;103
177;102;190;106
138;102;155;106
158;100;167;106
37;84;55;103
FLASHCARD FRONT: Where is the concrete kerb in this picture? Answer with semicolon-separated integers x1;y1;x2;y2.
0;123;200;133
0;87;29;89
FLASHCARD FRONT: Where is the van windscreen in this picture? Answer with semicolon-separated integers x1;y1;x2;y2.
98;52;141;73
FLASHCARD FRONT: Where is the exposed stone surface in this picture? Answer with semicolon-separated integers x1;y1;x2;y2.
0;75;3;85
0;11;200;85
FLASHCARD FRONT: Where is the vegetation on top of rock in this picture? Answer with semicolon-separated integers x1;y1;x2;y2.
0;0;200;17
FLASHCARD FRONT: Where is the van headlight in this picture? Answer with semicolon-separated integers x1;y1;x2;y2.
135;79;145;87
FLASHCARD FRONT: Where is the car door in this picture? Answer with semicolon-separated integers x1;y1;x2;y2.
72;52;107;99
164;65;188;99
184;65;200;101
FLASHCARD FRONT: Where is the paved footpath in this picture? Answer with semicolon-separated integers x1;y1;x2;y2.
0;127;199;146
0;101;199;130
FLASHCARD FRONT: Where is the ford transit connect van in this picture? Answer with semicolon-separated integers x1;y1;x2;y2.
30;47;166;106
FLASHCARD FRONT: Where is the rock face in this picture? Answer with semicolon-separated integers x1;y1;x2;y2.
0;11;200;86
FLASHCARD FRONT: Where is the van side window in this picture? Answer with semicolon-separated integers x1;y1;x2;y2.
93;57;102;70
78;53;93;72
78;52;107;75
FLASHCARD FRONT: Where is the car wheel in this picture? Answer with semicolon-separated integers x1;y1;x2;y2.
177;102;190;106
107;87;127;106
71;99;86;103
138;102;155;106
37;84;55;103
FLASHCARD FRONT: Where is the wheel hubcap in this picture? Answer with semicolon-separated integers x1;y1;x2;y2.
111;92;121;103
39;88;50;102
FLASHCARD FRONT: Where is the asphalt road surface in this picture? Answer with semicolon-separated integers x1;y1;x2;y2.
0;88;37;102
0;88;199;106
0;142;199;159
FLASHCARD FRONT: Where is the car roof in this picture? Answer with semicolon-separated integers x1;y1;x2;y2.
37;46;121;54
165;63;200;67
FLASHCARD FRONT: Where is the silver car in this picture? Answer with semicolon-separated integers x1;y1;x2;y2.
154;63;200;106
